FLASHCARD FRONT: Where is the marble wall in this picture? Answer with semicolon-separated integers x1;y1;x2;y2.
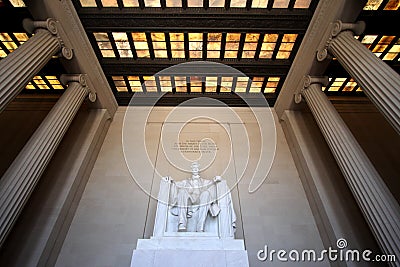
56;106;326;267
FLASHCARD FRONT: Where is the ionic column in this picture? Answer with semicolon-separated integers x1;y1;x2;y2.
296;76;400;264
0;18;73;112
0;75;96;247
317;20;400;135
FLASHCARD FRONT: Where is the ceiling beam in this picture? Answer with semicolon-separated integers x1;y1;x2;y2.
114;92;277;107
325;60;400;77
0;7;31;32
100;58;292;76
358;11;400;36
99;58;400;79
78;8;312;32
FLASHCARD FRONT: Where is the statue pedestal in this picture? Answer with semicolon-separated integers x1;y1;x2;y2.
131;237;249;267
130;177;249;267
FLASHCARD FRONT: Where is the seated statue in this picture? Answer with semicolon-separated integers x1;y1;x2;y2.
153;162;236;238
169;162;221;232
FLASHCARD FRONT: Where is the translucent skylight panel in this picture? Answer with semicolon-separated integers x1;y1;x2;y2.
260;34;278;59
235;77;249;93
0;33;18;53
94;32;115;57
0;33;13;42
25;82;36;90
151;32;168;58
112;32;133;58
80;0;97;6
123;0;140;7
277;34;297;59
102;0;118;7
9;0;25;7
383;39;400;60
364;0;384;10
159;76;172;92
225;33;241;59
221;77;233;92
145;0;161;7
206;77;218;92
132;32;150;58
143;76;158;92
361;35;378;49
230;0;246;8
170;33;185;58
384;0;400;10
14;33;29;44
127;76;143;92
166;0;182;7
294;0;312;8
174;76;187;92
249;77;264;93
328;78;346;91
342;78;357;92
46;76;64;90
372;36;395;57
189;33;203;58
265;77;280;93
0;48;7;58
190;76;203;93
209;0;225;7
242;33;259;59
112;76;128;92
207;33;222;58
188;0;203;7
273;0;290;8
252;0;268;8
33;76;50;90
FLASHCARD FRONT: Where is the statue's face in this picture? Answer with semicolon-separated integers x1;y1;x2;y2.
191;164;199;177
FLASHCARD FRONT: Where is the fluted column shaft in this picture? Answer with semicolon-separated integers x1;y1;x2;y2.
327;26;400;135
0;76;89;247
301;78;400;264
0;18;73;112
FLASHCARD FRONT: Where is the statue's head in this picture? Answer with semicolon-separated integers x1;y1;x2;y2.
191;162;200;178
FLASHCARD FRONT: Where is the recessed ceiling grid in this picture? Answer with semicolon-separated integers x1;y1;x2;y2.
363;0;399;10
77;0;314;9
92;31;299;61
323;77;363;95
357;34;400;61
109;75;282;94
0;32;29;57
23;76;65;92
1;0;399;106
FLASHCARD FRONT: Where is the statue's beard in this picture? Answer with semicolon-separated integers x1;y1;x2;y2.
191;174;200;179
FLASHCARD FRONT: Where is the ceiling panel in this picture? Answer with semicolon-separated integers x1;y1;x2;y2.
0;0;399;106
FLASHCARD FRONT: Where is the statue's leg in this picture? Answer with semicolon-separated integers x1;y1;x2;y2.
177;189;189;231
196;190;211;232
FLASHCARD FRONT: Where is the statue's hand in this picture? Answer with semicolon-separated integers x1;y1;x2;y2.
214;176;222;183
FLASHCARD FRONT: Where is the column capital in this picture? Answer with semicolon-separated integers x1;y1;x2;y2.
23;18;73;60
294;76;329;104
60;74;97;102
316;20;366;62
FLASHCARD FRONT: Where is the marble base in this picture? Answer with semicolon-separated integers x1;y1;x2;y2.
131;238;249;267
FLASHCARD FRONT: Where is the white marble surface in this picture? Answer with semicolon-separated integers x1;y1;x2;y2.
56;107;326;267
136;238;245;250
131;250;249;267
